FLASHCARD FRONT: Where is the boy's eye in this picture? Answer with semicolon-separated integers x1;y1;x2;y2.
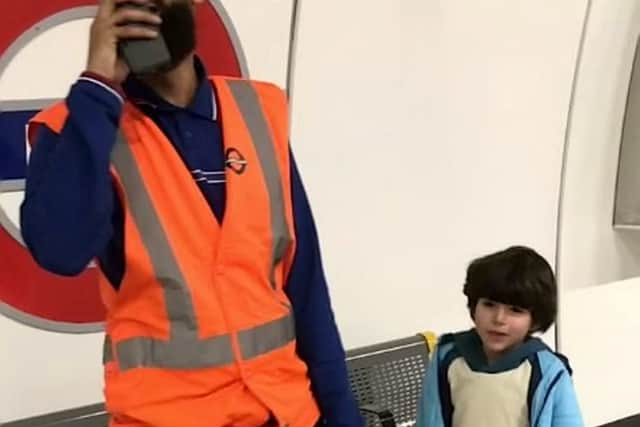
509;306;527;314
481;300;496;307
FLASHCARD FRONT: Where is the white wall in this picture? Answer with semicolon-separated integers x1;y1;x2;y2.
557;0;640;424
220;0;293;87
556;0;640;294
561;278;640;426
0;317;104;422
290;0;587;348
0;1;294;421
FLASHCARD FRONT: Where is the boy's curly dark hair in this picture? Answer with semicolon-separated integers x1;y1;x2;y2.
463;245;557;333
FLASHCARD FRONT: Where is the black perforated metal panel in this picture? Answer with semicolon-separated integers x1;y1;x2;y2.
346;336;429;427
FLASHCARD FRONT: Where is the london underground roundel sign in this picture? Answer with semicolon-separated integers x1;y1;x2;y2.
0;0;246;332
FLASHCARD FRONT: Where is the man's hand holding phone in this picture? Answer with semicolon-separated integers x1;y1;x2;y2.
86;0;161;83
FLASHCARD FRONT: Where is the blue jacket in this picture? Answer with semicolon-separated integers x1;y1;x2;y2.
417;330;584;427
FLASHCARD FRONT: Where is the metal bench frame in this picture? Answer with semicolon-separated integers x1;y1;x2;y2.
2;334;434;427
345;334;433;427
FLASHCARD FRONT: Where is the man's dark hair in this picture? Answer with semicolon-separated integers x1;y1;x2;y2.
463;245;557;333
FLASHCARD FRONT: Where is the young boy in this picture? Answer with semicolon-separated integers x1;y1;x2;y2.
416;246;584;427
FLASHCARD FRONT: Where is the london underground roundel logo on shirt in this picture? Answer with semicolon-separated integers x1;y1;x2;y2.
0;0;247;332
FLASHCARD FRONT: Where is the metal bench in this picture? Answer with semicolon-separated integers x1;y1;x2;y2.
2;333;435;427
345;333;435;427
1;403;107;427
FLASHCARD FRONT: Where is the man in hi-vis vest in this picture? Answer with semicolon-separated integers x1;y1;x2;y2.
20;1;362;426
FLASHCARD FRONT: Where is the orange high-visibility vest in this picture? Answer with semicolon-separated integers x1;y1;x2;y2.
29;76;321;427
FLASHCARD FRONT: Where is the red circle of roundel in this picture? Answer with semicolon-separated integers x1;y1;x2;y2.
0;0;243;328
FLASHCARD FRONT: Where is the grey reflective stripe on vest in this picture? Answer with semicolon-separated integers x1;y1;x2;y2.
103;335;113;364
227;80;292;289
116;333;235;370
105;80;295;371
239;313;296;360
105;313;293;370
111;133;198;335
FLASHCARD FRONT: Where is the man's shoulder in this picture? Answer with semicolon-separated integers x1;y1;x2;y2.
29;100;69;134
208;76;289;124
209;75;288;110
33;100;68;118
209;75;285;93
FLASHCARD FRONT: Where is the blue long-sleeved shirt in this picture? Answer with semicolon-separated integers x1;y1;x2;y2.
20;58;362;427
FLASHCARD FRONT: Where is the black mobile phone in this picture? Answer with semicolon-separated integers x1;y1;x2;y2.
116;2;171;74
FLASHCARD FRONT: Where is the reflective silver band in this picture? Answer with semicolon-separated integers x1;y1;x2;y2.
227;81;292;289
239;313;296;360
116;333;235;370
103;335;113;364
112;133;198;335
105;312;295;370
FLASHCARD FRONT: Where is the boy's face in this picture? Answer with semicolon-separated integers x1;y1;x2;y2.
473;298;533;362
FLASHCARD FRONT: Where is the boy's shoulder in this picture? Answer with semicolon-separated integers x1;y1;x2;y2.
434;329;573;376
432;331;462;355
432;329;476;361
436;331;457;346
536;348;574;376
437;329;474;345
